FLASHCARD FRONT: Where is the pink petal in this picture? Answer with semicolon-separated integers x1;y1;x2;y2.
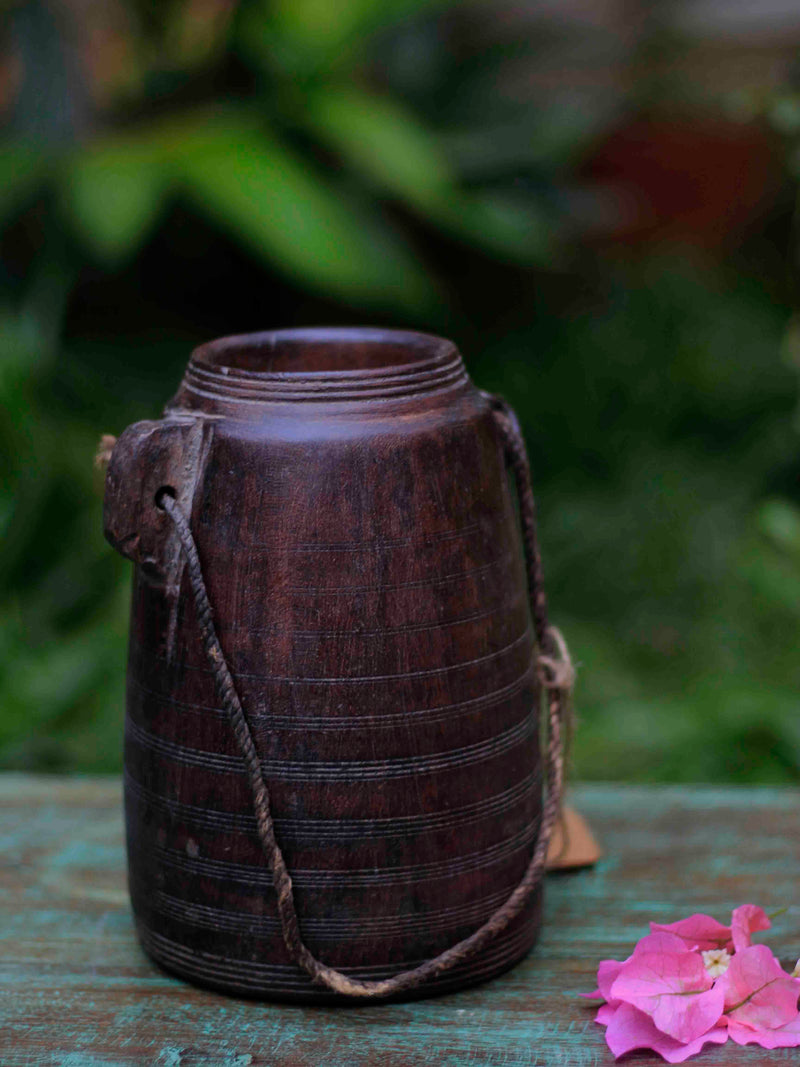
634;932;694;957
717;944;800;1030
730;904;770;953
650;913;732;951
585;934;689;1002
598;958;627;1001
581;959;628;1003
728;1016;800;1049
611;950;725;1044
595;1002;619;1026
605;1002;728;1063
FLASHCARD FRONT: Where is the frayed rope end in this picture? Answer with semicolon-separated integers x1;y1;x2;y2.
95;434;117;471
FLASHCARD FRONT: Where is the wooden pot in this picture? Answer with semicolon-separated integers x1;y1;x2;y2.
104;328;543;1001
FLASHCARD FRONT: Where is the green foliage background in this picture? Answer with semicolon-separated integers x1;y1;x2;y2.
2;0;800;780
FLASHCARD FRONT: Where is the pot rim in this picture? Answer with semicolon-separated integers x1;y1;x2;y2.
182;327;469;404
191;327;458;378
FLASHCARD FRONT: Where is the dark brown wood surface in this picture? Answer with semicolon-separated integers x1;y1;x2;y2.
3;776;799;1065
104;328;542;999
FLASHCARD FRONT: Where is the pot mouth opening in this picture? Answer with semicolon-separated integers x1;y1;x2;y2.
192;327;457;376
183;327;467;404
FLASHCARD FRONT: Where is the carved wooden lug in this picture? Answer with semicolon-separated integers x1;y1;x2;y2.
103;415;212;587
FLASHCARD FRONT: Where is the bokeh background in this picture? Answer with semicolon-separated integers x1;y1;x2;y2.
3;0;800;781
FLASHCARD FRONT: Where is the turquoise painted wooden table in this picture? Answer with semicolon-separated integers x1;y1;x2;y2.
2;776;799;1066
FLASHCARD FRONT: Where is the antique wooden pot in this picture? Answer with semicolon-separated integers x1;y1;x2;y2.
103;327;563;1002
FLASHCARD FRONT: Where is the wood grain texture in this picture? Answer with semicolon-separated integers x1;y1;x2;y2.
3;776;799;1066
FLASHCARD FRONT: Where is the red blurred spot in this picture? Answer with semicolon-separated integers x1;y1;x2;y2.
580;117;782;250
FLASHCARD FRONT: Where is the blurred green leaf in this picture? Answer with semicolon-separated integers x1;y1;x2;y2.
305;86;555;264
435;189;555;265
305;85;453;205
62;137;169;263
240;0;452;75
768;94;800;135
0;143;48;224
175;115;435;310
757;499;800;558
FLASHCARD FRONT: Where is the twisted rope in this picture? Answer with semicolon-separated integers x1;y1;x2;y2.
156;399;572;998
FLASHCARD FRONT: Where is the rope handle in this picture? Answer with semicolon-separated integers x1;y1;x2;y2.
155;398;572;998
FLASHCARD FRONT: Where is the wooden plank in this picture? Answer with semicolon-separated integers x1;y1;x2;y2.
1;776;799;1065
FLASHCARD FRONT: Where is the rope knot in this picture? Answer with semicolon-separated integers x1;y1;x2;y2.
535;625;575;691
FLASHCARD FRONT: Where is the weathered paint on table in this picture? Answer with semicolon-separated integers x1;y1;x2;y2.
2;776;799;1066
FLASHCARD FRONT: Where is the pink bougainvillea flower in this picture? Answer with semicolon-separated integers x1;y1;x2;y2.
610;949;725;1044
717;943;800;1042
604;1002;728;1064
587;906;798;1061
730;904;771;953
649;912;732;952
